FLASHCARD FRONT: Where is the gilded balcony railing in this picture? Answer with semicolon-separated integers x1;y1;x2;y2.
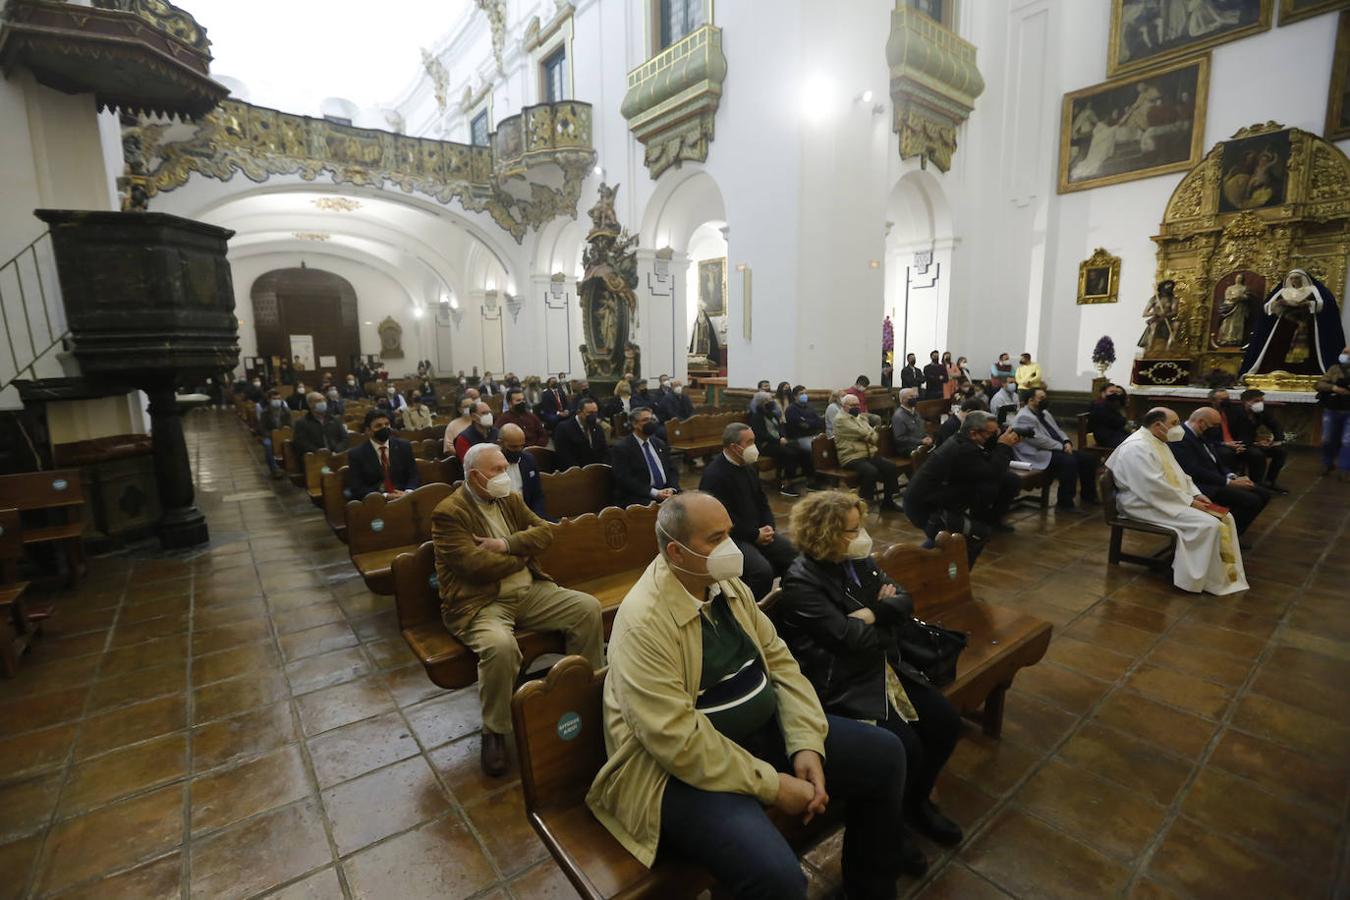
90;0;210;53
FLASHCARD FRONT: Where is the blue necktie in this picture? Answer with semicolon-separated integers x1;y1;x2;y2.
642;440;663;488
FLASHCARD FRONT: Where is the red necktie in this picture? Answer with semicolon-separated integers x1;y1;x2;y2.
380;445;394;493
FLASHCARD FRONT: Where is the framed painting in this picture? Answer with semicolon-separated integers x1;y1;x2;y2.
1329;11;1350;141
1077;248;1121;304
1279;0;1350;26
1059;56;1209;194
1217;128;1292;212
1109;0;1270;75
698;257;726;316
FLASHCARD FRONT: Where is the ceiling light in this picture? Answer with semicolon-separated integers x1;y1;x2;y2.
412;306;424;319
363;321;374;325
593;164;604;177
449;297;459;310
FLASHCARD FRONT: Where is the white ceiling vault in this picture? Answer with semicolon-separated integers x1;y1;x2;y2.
183;0;472;116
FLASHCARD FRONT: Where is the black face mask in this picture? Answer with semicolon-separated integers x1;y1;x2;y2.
585;413;598;426
513;402;527;413
639;420;657;436
847;407;861;417
1038;400;1052;413
373;427;391;442
502;449;522;463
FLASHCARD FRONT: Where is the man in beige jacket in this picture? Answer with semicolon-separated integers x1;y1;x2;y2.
834;394;903;512
431;443;603;776
587;491;909;899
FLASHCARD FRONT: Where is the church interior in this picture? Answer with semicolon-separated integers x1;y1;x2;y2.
0;0;1348;897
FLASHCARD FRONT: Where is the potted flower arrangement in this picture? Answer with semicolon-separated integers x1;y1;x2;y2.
1091;335;1115;378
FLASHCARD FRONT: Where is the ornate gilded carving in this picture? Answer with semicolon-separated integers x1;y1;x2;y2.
91;0;209;53
886;3;984;173
311;197;361;212
130;98;596;244
621;25;726;179
578;183;640;380
474;0;508;74
420;48;449;113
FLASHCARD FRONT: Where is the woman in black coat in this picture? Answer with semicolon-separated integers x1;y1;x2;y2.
776;490;963;873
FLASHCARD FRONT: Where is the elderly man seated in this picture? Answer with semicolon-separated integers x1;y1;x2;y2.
587;491;913;899
431;443;603;775
1011;389;1099;510
890;388;932;456
834;393;903;512
1168;407;1270;537
1105;408;1248;595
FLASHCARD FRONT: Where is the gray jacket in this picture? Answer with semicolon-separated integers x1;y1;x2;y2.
890;405;927;454
1010;406;1069;471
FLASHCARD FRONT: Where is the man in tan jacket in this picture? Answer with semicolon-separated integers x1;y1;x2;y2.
834;394;903;512
431;442;603;775
587;491;910;899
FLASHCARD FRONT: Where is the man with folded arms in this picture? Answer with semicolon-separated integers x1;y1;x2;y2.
432;443;603;775
587;491;910;900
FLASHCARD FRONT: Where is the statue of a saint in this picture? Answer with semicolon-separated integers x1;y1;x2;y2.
689;301;721;365
593;295;617;352
1137;279;1179;355
1215;273;1253;347
587;182;621;235
1240;269;1347;377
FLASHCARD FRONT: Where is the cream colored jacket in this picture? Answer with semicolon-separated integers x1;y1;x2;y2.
585;556;828;867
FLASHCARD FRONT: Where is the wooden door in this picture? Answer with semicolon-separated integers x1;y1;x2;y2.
251;268;359;378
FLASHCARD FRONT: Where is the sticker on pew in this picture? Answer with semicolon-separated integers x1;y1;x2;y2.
52;478;69;491
321;466;331;475
371;518;384;532
428;574;438;589
556;711;582;741
947;563;958;580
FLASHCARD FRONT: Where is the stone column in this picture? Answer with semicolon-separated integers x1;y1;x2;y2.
145;384;208;549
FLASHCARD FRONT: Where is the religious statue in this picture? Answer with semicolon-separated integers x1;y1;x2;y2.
578;183;640;380
688;301;721;367
1215;273;1254;347
377;316;404;358
587;182;622;235
1137;279;1179;355
1240;269;1347;377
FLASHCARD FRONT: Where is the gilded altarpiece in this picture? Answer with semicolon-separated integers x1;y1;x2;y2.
1139;123;1350;390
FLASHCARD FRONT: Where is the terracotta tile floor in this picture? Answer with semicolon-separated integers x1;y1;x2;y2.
1;408;1347;899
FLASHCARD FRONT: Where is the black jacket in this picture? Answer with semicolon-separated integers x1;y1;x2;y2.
906;433;1013;514
922;362;948;395
516;450;548;520
657;391;695;422
785;402;824;439
775;554;914;722
1170;425;1231;493
935;414;960;446
553;415;608;471
292;413;350;458
1227;405;1284;444
899;365;922;389
749;409;787;449
698;453;773;544
609;433;678;506
347;438;421;500
1088;399;1129;449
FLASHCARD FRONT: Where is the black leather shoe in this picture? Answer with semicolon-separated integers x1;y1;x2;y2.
907;800;963;846
480;730;508;777
897;835;929;877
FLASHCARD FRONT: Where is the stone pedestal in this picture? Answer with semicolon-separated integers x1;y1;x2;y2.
145;386;208;549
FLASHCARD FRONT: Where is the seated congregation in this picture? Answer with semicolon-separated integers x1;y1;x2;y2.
218;349;1329;898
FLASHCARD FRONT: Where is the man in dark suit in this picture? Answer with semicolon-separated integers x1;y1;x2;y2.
348;409;421;500
698;423;795;599
539;377;572;429
657;378;696;422
291;391;350;459
1087;383;1130;449
899;353;922;390
921;351;948;400
553;398;608;471
609;407;680;507
498;424;549;520
1169;408;1269;536
1228;389;1288;493
569;379;597;414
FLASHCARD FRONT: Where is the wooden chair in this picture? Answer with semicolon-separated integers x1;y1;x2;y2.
0;470;87;585
321;465;351;543
915;398;947;436
666;412;745;466
1099;469;1176;570
304;449;348;507
346;482;457;594
874;428;916;475
810;434;857;487
910;442;932;473
1076;412;1111;463
877;533;1052;737
0;508;48;677
527;445;557;474
416;456;464;486
540;464;614;522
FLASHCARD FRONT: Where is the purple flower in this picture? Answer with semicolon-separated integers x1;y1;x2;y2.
1091;336;1116;365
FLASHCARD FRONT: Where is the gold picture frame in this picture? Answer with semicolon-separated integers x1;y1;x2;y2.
1108;0;1271;76
1077;248;1121;304
698;257;726;316
1328;11;1350;141
1059;56;1209;194
1279;0;1350;26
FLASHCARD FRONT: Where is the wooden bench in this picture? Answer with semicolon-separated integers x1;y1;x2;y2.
320;465;351;543
810;434;857;487
304;449;348;506
0;508;49;677
415;456;464;486
875;428;917;475
541;464;614;522
391;503;659;690
528;445;557;474
666;412;744;465
878;533;1052;737
0;470;87;585
1099;469;1176;570
1076;412;1112;462
346;483;458;594
1010;466;1052;507
269;427;291;468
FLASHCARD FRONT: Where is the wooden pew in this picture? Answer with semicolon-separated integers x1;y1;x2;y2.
0;508;47;677
1076;412;1111;462
877;533;1052;737
809;434;857;487
320;466;351;543
0;470;87;585
1010;466;1052;507
346;483;458;594
280;439;306;487
392;504;659;690
411;439;441;460
1099;469;1175;571
269;427;291;468
415;456;464;486
874;428;917;475
666;411;744;465
304;449;347;507
915;398;947;436
540;464;614;521
528;445;557;474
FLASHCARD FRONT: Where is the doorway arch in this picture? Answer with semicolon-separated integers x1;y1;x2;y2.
250;267;361;377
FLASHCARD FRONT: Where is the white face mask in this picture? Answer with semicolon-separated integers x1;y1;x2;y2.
482;471;512;499
1340;354;1350;365
658;525;744;581
739;443;760;466
1249;401;1264;413
479;413;494;427
673;385;683;395
846;529;873;560
1165;425;1185;442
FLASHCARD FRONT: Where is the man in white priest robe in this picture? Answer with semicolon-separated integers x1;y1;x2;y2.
1105;407;1248;596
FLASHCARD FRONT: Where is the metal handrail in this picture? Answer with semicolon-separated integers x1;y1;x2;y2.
0;231;70;393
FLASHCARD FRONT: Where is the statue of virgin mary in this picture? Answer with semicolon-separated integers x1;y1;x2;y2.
1239;269;1346;377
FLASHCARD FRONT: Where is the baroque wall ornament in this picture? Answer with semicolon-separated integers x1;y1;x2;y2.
129;98;596;244
474;0;508;74
886;3;984;173
1142;122;1350;391
577;183;641;380
311;197;361;212
620;25;726;179
420;48;449;113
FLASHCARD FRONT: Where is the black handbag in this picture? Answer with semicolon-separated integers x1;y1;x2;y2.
895;617;967;687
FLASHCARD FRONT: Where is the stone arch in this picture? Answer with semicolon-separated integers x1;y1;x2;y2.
885;168;955;363
640;168;728;251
